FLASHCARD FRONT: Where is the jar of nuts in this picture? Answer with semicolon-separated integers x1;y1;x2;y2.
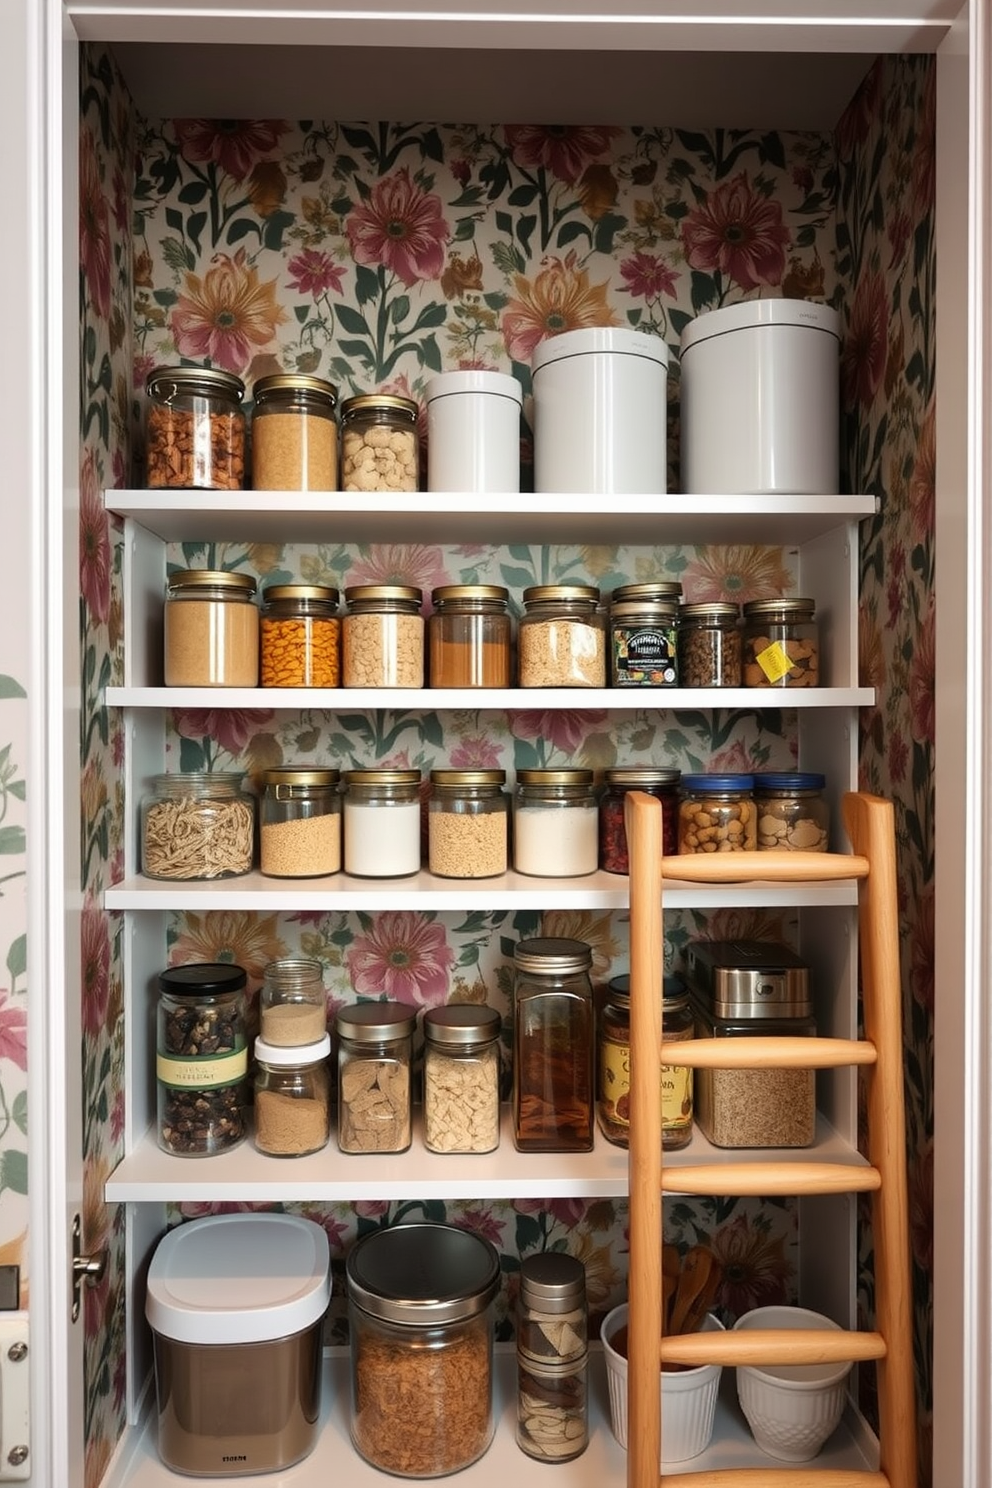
678;773;757;853
334;1001;416;1154
754;771;830;851
677;602;742;687
340;393;419;492
608;582;682;687
145;366;246;490
341;585;424;688
422;1004;502;1154
742;597;820;687
518;584;605;688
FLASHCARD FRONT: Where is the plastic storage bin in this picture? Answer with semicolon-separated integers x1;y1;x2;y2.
425;369;523;491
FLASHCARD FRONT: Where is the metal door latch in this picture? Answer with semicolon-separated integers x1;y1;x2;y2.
71;1213;107;1324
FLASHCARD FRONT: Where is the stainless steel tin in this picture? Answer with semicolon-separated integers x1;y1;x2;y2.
684;940;810;1020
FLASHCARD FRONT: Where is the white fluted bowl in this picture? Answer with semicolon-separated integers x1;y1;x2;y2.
733;1305;853;1462
600;1302;725;1464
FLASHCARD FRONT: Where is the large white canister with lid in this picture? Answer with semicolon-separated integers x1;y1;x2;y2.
531;327;669;494
679;299;841;495
425;369;523;492
145;1213;331;1475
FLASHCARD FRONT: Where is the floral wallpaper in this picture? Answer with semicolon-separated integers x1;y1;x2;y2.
75;39;935;1488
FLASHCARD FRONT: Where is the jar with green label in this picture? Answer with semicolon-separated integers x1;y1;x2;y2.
156;963;248;1157
596;974;693;1149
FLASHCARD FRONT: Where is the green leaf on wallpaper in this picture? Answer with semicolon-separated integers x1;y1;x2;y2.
337;339;373;364
152;287;178;308
593;213;627;256
665;198;689;221
0;829;25;857
453;217;477;242
495;210;513;237
500;564;539;590
11;1094;25;1138
6;937;25;982
334;715;377;741
690;270;716;312
758;133;786;169
187;211;207;255
341;124;376;154
418;713;444;749
390;295;411;326
160;238;193;274
419;334;443;373
336;303;371;336
179;738;208;772
421;128;445;163
668;308;693;337
0;1151;26;1196
263;211;296;252
411;302;447;332
483;291;508;312
556;220;588;249
514;1213;543;1253
0;678;25;700
228;218;260;246
626;308;643;327
165;206;184;234
516;215;537;255
294;304;310;325
457;943;481;968
490;240;525;278
507;184;538;207
178;180;209;205
794;226;817;249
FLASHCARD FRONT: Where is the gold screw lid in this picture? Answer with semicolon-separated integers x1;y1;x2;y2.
261;767;341;788
431;584;509;606
262;583;340;606
430;769;507;787
522;584;600;605
345;769;422;786
344;584;423;606
147;365;245;401
743;597;816;617
340;393;418;420
610;582;682;604
516;769;594;786
252;373;338;406
167;569;256;596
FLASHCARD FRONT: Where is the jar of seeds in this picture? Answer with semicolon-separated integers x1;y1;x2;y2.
259;767;341;878
677;602;742;687
156;963;248;1157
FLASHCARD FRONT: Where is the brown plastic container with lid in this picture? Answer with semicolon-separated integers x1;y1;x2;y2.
678;601;742;687
260;583;340;688
428;769;508;878
428;584;511;687
145;365;246;490
340;393;419;491
597;973;693;1150
609;581;682;687
334;1001;416;1154
742;597;820;687
164;569;259;687
341;584;424;687
259;766;341;878
250;373;338;491
518;583;605;687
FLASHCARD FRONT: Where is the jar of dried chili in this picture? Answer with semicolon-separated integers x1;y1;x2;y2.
598;767;680;873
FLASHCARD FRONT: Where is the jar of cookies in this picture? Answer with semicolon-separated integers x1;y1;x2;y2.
742;597;819;687
340;394;419;492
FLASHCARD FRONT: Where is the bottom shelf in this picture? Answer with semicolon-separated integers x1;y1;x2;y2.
106;1347;878;1486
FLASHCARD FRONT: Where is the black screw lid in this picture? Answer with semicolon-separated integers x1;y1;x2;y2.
158;962;248;996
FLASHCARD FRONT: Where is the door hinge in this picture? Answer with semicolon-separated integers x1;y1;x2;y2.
71;1213;107;1325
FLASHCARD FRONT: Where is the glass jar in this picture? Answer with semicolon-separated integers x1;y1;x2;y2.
517;584;606;688
340;393;419;492
597;974;694;1150
250;372;338;491
259;956;327;1046
141;772;255;880
599;767;680;873
755;771;830;851
428;769;508;878
341;585;424;688
428;585;512;687
513;769;598;878
512;937;594;1152
422;1004;502;1154
259;583;340;688
156;962;248;1156
164;569;259;687
342;769;422;877
259;766;341;879
678;601;742;687
346;1223;501;1477
253;1034;331;1157
742;597;820;687
516;1253;588;1463
608;581;682;687
678;773;756;854
334;1001;416;1154
145;365;247;490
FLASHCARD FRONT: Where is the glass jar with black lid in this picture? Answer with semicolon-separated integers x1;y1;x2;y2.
156;962;248;1157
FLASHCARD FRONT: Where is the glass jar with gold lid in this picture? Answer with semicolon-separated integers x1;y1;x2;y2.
429;585;511;687
251;373;338;491
164;569;259;687
340;393;419;492
260;583;341;688
145;365;246;491
518;584;605;688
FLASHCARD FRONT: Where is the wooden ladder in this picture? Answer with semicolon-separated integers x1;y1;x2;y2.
623;790;916;1488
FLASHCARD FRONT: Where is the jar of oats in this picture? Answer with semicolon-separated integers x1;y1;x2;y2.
164;569;259;687
145;366;246;490
250;373;338;491
678;773;756;854
422;1004;501;1154
334;1001;416;1155
742;597;820;687
260;767;341;879
340;393;419;492
518;585;605;688
428;770;508;878
341;585;424;688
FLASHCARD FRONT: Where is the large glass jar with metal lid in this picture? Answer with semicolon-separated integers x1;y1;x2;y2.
755;771;830;851
164;569;259;687
259;956;327;1046
742;597;820;687
608;581;682;687
145;366;247;490
259;583;340;688
678;773;757;853
512;937;595;1152
253;1034;331;1157
141;772;255;881
517;584;605;687
340;393;419;492
343;769;422;877
334;1001;416;1154
516;1253;588;1463
260;766;341;879
156;962;248;1156
678;601;742;687
513;769;598;877
423;1004;501;1154
599;766;680;872
428;585;512;687
597;974;694;1150
341;584;424;688
250;372;338;491
347;1223;501;1476
428;770;508;878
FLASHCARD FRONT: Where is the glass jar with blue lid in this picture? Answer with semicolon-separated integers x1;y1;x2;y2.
678;773;756;853
754;772;829;851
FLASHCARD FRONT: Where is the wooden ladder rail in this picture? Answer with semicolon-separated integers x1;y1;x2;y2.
623;790;917;1488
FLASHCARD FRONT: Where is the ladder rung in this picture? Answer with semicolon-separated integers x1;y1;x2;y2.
659;849;870;885
660;1036;877;1069
662;1161;882;1197
659;1327;886;1369
660;1472;890;1487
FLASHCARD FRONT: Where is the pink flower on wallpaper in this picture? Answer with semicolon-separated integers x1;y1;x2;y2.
133;351;157;392
709;738;765;775
0;987;26;1073
680;172;790;291
286;249;345;299
172;706;275;756
347;912;455;1007
680;544;792;605
172;249;287;374
503;125;622;187
81;899;110;1042
110;1087;126;1146
711;1211;792;1319
346;168;450;288
448;735;505;769
451;1208;507;1248
298;1207;351;1252
887;728;909;785
173;119;291;181
514;1197;586;1230
179;1200;270;1218
502;252;616;364
792;165;814;194
354;1201;390;1219
841;270;888;408
910;401;936;544
619;252;680;301
112;167;129;235
80;125;112;321
835;57;884;158
508;709;609;755
345;544;447;598
450;158;472;187
80;449;111;625
886;540;907;631
909;601;935;745
910;886;935;1015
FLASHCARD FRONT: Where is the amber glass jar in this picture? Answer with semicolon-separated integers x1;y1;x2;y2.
513;937;594;1153
251;373;338;490
518;584;605;688
164;569;259;687
597;974;693;1150
429;585;512;687
340;393;419;492
145;366;246;490
260;583;340;688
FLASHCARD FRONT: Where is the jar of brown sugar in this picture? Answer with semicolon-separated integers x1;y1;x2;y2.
164;569;259;687
259;956;327;1046
428;585;511;687
341;585;424;688
518;584;605;688
259;767;341;878
260;583;341;688
250;373;338;491
340;393;419;492
145;366;246;491
253;1034;331;1157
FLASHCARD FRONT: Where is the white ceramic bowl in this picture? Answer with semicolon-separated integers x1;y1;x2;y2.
733;1304;853;1462
601;1302;725;1464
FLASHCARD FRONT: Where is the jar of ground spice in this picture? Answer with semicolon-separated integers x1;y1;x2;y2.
428;769;508;878
422;1004;501;1154
428;585;512;687
164;569;259;687
341;585;424;688
518;584;606;688
250;373;338;491
259;957;327;1046
253;1034;331;1157
340;393;419;492
335;1001;416;1154
260;583;341;688
145;366;246;491
599;767;680;873
260;767;341;878
156;963;248;1157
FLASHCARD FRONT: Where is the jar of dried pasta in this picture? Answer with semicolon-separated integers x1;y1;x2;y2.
340;393;419;492
428;585;512;688
164;569;259;687
742;597;819;687
422;1004;501;1154
518;584;605;688
141;772;255;880
250;373;338;491
260;583;341;688
334;1002;416;1154
341;585;424;688
145;366;246;490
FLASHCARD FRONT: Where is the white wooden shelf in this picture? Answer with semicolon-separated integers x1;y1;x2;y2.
107;684;875;710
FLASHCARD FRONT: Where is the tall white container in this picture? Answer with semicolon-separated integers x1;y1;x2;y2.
425;369;523;492
679;299;841;495
531;327;669;494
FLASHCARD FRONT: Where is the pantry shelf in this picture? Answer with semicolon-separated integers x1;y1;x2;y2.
106;685;875;711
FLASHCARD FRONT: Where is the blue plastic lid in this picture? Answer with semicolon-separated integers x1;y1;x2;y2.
755;773;826;790
680;773;755;791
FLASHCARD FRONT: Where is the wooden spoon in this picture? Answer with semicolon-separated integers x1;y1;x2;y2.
668;1245;717;1335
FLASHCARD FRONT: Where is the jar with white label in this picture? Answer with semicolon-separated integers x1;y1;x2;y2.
343;769;422;877
423;1005;501;1154
164;569;259;687
609;582;681;687
259;767;341;879
425;369;523;492
334;1002;416;1155
341;585;424;688
742;598;820;687
513;770;598;877
518;585;605;687
156;963;248;1156
428;770;508;878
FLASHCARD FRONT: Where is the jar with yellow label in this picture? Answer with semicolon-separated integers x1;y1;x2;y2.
260;583;341;688
596;974;693;1149
742;597;819;688
156;963;248;1157
340;393;419;492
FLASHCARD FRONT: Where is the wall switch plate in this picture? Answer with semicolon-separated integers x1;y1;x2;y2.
0;1313;29;1480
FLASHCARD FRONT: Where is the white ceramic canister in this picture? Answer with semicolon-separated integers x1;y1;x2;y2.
425;369;524;492
531;327;669;495
679;299;841;495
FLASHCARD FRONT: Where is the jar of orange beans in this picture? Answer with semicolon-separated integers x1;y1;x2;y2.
260;584;341;688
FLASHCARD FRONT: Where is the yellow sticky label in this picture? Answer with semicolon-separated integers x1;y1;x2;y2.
157;1049;247;1089
756;639;794;683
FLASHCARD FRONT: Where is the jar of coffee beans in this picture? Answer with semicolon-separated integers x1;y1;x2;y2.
156;963;248;1156
677;602;742;687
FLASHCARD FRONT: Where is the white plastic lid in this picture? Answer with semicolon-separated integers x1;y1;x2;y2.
424;369;523;405
680;298;841;353
145;1213;331;1345
531;326;670;373
254;1033;331;1065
